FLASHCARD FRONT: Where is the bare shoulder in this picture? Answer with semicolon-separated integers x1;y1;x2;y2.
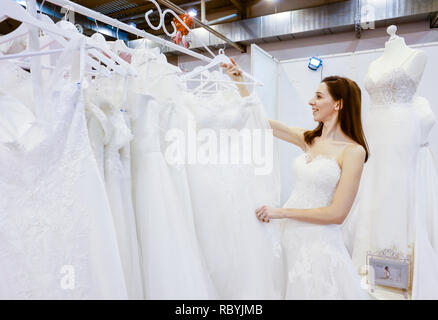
343;143;366;164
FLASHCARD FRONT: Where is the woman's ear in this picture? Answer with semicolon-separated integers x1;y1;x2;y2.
338;99;344;110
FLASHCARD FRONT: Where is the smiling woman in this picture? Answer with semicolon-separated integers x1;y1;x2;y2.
221;59;370;299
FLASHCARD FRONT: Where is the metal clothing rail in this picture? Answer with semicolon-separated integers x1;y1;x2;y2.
156;0;246;53
44;0;212;63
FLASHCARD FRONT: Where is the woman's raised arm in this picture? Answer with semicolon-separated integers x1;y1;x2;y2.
222;59;306;150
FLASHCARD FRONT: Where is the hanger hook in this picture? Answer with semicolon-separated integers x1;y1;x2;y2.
145;0;164;31
162;8;215;58
64;7;70;21
94;18;99;34
39;0;46;14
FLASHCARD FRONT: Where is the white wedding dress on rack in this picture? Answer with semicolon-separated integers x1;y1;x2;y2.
129;92;217;299
281;151;369;299
0;40;127;299
84;75;144;299
176;85;284;299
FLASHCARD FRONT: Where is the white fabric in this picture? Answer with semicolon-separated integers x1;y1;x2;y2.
345;51;438;299
177;90;284;299
130;93;217;299
0;42;127;299
84;76;144;299
349;60;423;270
411;97;438;299
281;152;369;299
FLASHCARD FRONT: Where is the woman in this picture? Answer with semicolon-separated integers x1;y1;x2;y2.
222;59;370;299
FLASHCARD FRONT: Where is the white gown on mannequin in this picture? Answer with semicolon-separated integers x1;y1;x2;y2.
0;42;127;299
281;152;369;299
349;51;423;270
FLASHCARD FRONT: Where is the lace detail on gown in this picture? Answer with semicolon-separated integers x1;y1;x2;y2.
281;153;368;299
364;52;420;106
283;153;340;211
0;83;92;299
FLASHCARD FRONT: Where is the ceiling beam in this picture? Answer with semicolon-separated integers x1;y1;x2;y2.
229;0;243;12
230;0;246;19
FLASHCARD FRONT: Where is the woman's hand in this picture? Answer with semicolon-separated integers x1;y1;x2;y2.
220;57;250;97
220;57;243;82
255;205;283;223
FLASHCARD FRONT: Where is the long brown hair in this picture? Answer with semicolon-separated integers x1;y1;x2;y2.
304;76;369;162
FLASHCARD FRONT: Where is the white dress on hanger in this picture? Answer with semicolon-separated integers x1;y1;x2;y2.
349;51;423;270
281;152;369;299
85;99;110;177
129;93;217;299
84;76;144;299
178;89;284;299
103;107;144;300
0;42;127;299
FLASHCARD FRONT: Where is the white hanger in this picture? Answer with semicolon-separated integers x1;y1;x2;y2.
0;0;79;40
144;1;215;59
181;51;262;86
56;20;130;77
112;38;134;54
90;32;137;76
0;19;28;45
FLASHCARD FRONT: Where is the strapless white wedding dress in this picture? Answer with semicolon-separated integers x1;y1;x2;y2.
281;152;369;299
347;59;423;271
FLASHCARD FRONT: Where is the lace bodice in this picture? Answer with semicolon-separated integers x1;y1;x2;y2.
283;153;341;209
364;68;419;106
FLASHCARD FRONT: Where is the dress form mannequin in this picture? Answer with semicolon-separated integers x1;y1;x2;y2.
348;24;427;274
366;25;427;85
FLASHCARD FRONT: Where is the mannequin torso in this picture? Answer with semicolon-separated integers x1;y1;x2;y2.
367;36;427;85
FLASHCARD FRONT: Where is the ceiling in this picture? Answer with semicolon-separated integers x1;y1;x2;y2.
71;0;347;35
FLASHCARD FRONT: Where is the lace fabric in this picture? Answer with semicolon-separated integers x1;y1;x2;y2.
346;55;429;283
364;68;419;106
281;152;369;299
0;41;128;299
0;83;92;299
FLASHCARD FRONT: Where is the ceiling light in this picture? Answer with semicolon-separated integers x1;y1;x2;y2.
188;9;197;17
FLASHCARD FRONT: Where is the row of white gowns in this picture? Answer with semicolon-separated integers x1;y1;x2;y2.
0;40;128;299
0;39;284;299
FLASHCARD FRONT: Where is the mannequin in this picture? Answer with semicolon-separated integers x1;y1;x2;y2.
366;25;427;85
345;24;438;299
347;24;425;273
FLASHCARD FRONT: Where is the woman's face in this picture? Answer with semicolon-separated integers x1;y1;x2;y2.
308;82;338;122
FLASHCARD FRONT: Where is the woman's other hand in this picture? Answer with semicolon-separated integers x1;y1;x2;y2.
255;205;283;223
